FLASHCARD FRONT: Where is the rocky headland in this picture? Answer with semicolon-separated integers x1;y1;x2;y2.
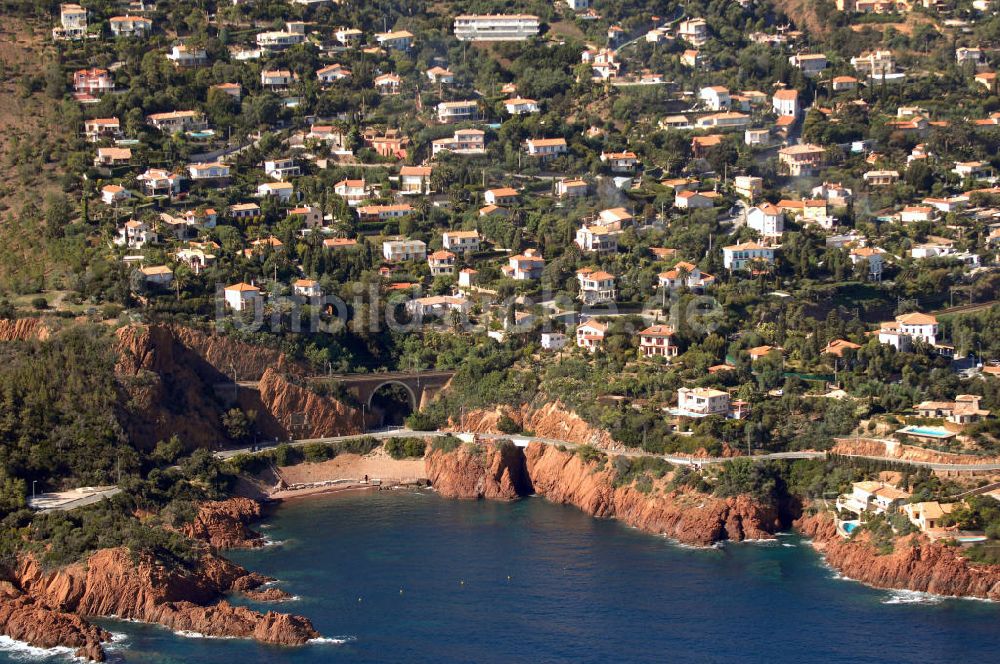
797;511;1000;600
0;498;318;661
426;440;786;546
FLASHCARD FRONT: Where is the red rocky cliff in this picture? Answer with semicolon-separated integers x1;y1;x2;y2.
182;497;265;549
425;441;528;501
255;368;363;439
798;511;1000;600
425;441;781;545
7;547;318;660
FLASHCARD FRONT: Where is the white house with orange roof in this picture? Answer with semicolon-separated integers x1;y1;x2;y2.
674;191;713;210
676;387;730;417
575;224;618;254
600;151;639;172
849;246;885;278
110;15;152;37
427;250;456;276
504;98;540;114
638;325;678;359
658;261;715;292
484;187;519;206
699;86;731;111
84;117;121;142
746;203;784;237
114;219;156;248
400;166;433;195
576;268;616;305
334;179;369;206
426;66;455;84
772;89;800;117
101;184;130;205
293;279;323;298
575;319;608;352
877;312;938;350
723;242;776;270
557;179;589;198
224;283;263;312
442;230;480;253
317;63;352;83
525;138;567;159
504;249;544;280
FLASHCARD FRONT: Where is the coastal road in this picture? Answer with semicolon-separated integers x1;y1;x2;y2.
214;432;1000;473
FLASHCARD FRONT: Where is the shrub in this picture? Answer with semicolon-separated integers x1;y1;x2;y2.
576;445;607;466
302;443;334;463
496;414;521;434
384;437;427;459
30;297;48;310
430;435;461;453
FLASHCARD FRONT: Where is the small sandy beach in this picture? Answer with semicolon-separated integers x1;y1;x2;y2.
268;449;427;500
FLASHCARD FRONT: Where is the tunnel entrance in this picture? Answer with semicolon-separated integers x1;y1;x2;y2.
368;381;416;428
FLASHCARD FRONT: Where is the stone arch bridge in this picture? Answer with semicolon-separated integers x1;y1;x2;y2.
308;370;455;411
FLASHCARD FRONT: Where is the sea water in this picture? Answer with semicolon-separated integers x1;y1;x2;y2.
4;491;1000;663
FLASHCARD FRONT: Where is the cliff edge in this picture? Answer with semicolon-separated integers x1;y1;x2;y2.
797;511;1000;600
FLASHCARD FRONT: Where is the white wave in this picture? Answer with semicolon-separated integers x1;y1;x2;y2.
0;635;80;661
740;538;779;545
782;543;796;548
172;630;237;640
308;636;356;645
103;633;129;651
261;537;285;547
883;590;944;605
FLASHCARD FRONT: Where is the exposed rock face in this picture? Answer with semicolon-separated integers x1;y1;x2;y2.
797;511;1000;600
182;497;265;549
0;318;50;342
0;595;109;661
831;437;1000;466
9;547;319;660
425;442;783;546
114;324;237;449
115;324;357;448
255;368;363;439
523;443;780;545
425;442;529;501
450;402;616;448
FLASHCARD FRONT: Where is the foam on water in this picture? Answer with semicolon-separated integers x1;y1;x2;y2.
883;590;945;605
308;636;356;645
0;636;78;662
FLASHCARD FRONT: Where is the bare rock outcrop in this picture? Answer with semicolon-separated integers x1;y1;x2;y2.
425;441;529;501
797;511;1000;600
449;402;616;448
114;324;312;449
9;547;319;660
0;318;50;342
0;595;109;661
182;497;265;549
523;443;780;545
255;368;363;439
425;441;782;546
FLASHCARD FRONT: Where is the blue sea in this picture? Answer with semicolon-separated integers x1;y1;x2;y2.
4;491;1000;663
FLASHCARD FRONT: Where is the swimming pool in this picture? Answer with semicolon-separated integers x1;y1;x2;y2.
843;522;858;534
896;425;954;439
187;130;215;139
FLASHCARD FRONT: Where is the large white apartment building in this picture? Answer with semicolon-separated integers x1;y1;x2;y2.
454;14;540;41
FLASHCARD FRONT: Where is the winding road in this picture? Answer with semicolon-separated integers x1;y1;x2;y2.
213;429;1000;472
